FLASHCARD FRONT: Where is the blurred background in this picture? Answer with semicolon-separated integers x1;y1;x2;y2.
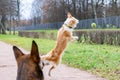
0;0;120;34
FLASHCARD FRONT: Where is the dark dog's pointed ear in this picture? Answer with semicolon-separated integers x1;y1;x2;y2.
13;46;24;60
31;40;40;63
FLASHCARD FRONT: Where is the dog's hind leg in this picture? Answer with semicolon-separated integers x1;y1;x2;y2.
48;66;55;76
41;60;50;69
41;62;45;69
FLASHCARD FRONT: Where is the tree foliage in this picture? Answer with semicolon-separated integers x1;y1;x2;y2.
39;0;120;23
0;0;19;34
31;0;42;25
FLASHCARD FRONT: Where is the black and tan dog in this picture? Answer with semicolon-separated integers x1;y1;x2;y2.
13;40;44;80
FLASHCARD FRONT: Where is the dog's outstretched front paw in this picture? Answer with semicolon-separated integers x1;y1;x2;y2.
70;36;79;42
74;36;79;40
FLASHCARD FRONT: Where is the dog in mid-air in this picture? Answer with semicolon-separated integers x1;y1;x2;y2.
41;12;79;76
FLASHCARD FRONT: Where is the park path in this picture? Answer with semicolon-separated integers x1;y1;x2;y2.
0;41;108;80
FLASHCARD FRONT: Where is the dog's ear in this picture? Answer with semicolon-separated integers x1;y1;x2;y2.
13;46;24;60
30;40;40;63
67;12;72;18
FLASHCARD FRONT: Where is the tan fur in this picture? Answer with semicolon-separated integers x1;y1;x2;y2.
41;12;79;76
13;41;44;80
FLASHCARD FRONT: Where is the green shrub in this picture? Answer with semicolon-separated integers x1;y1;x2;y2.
91;23;96;29
106;24;110;28
106;24;117;29
112;25;117;29
81;34;85;43
18;31;57;40
74;30;120;45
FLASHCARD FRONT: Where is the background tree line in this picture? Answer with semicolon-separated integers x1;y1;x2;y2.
0;0;20;34
35;0;120;23
0;0;120;34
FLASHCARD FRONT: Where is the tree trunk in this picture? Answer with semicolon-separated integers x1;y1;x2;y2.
91;0;98;27
0;24;1;33
17;0;20;27
0;22;6;34
1;15;6;34
72;0;76;16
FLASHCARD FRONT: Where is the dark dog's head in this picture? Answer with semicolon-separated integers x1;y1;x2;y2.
13;40;44;80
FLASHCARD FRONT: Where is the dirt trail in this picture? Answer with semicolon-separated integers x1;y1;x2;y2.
0;41;107;80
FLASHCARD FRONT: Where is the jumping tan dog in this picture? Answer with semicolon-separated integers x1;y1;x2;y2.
41;12;79;76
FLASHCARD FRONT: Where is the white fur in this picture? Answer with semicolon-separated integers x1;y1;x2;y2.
64;17;79;28
63;17;79;41
41;13;79;76
63;24;73;33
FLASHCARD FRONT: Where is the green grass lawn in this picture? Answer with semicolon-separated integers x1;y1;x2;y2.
0;34;120;80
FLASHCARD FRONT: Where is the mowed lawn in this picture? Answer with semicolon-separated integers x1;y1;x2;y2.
0;34;120;80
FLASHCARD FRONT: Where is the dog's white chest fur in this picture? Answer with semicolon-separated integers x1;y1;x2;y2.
63;25;73;34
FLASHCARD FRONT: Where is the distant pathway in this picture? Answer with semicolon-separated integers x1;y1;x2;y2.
0;41;107;80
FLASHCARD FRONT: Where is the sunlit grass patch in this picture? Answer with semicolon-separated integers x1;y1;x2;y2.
0;34;120;80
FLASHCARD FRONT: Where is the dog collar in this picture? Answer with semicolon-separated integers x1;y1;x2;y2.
64;24;73;28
